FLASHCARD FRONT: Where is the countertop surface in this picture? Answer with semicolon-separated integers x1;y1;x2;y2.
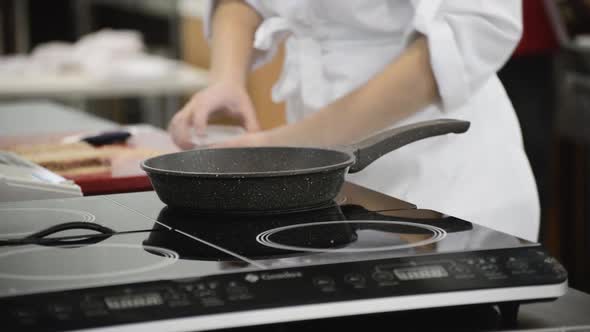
0;101;180;195
0;101;116;135
516;287;590;330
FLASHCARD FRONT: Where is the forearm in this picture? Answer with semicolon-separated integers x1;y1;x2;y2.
269;36;440;146
209;0;262;86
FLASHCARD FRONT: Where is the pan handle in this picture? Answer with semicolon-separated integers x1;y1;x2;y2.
348;119;470;174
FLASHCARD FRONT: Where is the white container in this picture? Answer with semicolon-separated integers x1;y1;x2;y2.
0;152;82;203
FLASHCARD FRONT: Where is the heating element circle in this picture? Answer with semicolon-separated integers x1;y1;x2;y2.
0;208;96;238
0;244;178;281
256;220;446;253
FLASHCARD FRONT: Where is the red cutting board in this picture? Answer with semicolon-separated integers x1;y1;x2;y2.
0;125;180;196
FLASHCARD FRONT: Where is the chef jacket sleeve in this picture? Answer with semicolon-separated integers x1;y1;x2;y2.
203;0;274;70
410;0;523;111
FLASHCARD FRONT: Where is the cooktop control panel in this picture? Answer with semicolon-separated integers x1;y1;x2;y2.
1;247;567;331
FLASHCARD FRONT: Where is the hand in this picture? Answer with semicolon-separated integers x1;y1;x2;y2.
212;124;321;149
212;131;270;148
211;125;309;149
168;81;260;149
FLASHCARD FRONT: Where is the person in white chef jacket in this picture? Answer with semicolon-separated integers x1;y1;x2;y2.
169;0;540;242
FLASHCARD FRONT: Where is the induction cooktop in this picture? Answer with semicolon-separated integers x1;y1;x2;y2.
0;183;568;331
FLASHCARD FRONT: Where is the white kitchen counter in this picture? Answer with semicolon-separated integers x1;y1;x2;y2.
0;101;117;136
0;63;208;128
0;64;208;99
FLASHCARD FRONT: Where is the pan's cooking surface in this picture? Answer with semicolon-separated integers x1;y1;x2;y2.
143;147;353;176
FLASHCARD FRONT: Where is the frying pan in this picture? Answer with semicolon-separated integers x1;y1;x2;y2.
141;119;470;212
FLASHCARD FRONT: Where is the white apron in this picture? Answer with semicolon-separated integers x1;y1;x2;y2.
204;0;540;242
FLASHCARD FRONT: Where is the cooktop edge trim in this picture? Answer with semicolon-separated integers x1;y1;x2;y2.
72;281;568;332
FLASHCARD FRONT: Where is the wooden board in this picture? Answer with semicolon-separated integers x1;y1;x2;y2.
0;125;180;196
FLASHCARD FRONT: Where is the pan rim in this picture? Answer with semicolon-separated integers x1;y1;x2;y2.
140;146;355;178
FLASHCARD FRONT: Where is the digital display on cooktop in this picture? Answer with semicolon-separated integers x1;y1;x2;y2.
104;293;164;310
393;265;449;280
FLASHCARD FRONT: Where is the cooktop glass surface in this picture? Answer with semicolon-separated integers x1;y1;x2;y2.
0;183;535;298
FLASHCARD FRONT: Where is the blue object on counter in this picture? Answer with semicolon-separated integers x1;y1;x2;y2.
81;131;132;146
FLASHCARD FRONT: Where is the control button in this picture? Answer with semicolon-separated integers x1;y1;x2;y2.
48;304;73;314
226;281;248;293
12;309;38;325
194;289;216;298
344;274;366;287
449;264;471;274
165;289;189;305
244;274;260;283
313;276;335;288
81;301;105;310
542;257;567;277
506;258;529;271
226;281;252;300
345;274;365;284
372;271;394;282
48;304;73;320
165;290;185;301
193;281;223;297
200;297;225;307
227;281;242;288
168;299;192;308
478;264;500;273
81;301;108;317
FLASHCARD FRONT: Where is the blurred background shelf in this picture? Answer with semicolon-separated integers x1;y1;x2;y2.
0;65;208;99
